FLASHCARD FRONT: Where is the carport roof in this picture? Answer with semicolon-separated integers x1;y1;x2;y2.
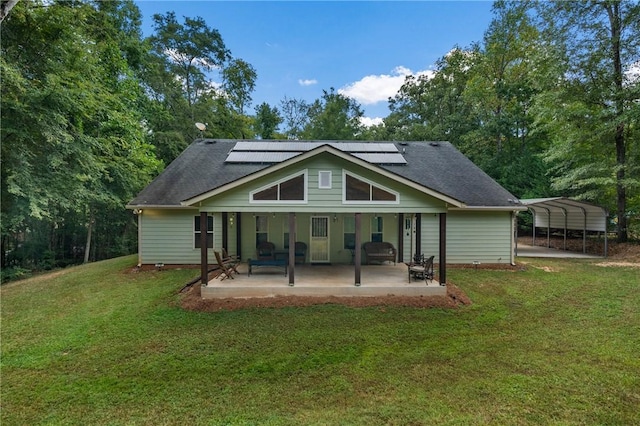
519;197;608;232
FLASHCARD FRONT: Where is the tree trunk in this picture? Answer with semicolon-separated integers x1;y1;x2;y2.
607;2;628;242
84;213;94;264
0;0;19;23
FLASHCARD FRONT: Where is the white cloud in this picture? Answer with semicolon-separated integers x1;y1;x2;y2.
625;60;640;85
360;116;384;127
298;78;318;86
339;66;435;105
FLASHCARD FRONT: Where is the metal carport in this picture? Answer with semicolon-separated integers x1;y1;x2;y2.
517;197;608;257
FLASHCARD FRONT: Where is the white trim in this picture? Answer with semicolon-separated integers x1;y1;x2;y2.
249;170;308;204
342;170;400;205
181;145;465;208
318;170;332;189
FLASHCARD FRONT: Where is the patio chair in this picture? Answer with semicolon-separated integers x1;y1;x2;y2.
222;248;240;267
294;241;307;264
214;250;236;280
407;255;434;283
256;241;276;261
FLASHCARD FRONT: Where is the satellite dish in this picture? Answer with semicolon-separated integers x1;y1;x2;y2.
195;122;207;131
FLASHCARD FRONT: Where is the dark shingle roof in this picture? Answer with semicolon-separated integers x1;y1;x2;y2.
127;139;519;208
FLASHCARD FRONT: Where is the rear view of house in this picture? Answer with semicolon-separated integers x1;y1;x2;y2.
127;140;525;293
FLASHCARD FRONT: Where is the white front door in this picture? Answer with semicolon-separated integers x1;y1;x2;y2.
310;216;330;263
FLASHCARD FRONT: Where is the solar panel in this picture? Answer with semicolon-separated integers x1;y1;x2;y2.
353;153;407;164
225;152;301;163
225;141;405;164
231;141;398;153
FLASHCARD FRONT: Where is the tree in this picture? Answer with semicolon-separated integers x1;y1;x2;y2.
387;47;479;143
149;11;229;110
1;0;159;271
279;96;309;140
222;58;257;116
534;0;640;242
253;102;282;139
302;88;364;140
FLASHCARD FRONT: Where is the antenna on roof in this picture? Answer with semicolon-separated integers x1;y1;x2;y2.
195;122;207;138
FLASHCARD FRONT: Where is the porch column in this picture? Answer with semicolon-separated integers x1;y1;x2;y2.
354;213;361;286
200;211;208;285
397;213;404;262
222;212;228;251
439;212;446;285
415;213;422;260
288;212;295;286
235;212;242;260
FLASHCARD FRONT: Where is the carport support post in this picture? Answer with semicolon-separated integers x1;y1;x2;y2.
288;212;295;286
439;213;446;285
354;213;361;286
200;211;208;286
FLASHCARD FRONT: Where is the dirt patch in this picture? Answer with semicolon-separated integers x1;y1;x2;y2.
595;262;640;268
180;282;471;312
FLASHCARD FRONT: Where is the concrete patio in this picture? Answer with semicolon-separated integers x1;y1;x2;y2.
201;263;445;299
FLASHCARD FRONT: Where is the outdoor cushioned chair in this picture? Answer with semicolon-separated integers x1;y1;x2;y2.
407;254;435;284
256;241;276;261
294;241;307;264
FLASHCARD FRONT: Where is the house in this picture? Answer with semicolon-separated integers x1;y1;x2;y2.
127;139;525;295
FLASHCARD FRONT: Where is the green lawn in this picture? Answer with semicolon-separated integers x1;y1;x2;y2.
2;256;639;425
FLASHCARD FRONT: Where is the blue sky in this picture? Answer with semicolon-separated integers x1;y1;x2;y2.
135;1;495;124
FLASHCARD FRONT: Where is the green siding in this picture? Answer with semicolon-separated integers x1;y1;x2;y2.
200;153;446;213
140;209;227;264
402;212;513;264
138;209;513;266
446;211;513;264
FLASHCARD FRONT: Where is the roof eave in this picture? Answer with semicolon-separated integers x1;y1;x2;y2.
448;205;528;211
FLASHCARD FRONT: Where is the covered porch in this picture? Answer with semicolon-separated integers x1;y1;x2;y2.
201;263;445;299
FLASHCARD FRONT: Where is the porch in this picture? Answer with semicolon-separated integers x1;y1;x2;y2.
201;263;445;299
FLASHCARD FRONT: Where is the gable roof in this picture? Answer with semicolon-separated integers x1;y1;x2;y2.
127;139;521;209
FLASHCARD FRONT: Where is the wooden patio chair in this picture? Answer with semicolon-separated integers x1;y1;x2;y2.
407;255;435;284
214;250;236;280
222;248;240;269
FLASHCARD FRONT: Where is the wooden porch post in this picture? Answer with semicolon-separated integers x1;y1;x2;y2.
398;213;404;263
221;212;228;252
354;213;361;286
439;212;446;285
415;213;422;260
200;211;208;285
288;212;295;286
235;212;242;260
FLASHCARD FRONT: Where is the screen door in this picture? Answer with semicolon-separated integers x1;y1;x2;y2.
310;216;330;263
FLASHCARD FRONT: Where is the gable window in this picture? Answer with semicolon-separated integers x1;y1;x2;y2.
194;215;214;249
318;171;332;189
343;171;398;204
251;171;307;203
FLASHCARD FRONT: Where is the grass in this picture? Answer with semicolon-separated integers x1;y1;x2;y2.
1;255;639;425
